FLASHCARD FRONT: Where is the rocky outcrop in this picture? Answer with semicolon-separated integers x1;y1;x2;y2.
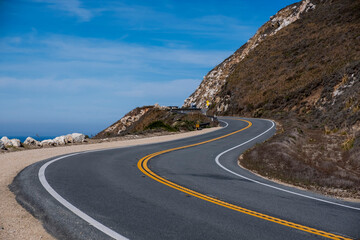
1;137;12;147
42;133;85;146
1;137;21;147
53;136;67;145
71;133;85;143
65;134;74;143
40;139;55;146
183;0;316;109
24;137;41;146
10;139;21;147
1;132;87;150
94;104;218;139
96;106;154;138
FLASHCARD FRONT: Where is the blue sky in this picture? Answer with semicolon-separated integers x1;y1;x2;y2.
0;0;298;137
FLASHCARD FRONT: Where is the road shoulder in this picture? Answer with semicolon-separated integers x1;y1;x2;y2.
0;127;220;240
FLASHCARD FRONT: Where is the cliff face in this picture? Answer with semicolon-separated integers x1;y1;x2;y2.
183;0;316;109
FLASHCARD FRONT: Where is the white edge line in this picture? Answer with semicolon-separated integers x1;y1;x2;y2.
38;153;129;240
36;121;229;240
215;119;360;211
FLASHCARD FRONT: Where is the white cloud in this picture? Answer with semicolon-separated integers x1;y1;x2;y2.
39;35;230;66
0;34;231;79
35;0;93;21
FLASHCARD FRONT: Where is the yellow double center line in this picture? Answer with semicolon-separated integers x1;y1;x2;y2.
137;119;351;240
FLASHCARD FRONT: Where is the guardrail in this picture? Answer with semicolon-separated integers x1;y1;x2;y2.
169;108;202;113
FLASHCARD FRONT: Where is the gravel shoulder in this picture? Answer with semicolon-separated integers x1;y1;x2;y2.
0;128;220;240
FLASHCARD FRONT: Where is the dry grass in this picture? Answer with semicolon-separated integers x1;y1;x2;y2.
240;119;360;199
210;0;360;121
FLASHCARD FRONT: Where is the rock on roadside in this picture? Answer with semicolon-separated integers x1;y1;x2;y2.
65;134;74;143
1;136;13;147
71;133;85;143
1;137;21;147
53;136;66;145
24;137;41;146
10;139;21;147
40;139;55;146
1;133;87;151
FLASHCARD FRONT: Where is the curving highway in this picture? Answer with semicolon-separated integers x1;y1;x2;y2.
12;117;360;240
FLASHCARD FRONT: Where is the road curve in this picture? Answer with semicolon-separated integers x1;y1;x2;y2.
11;117;360;240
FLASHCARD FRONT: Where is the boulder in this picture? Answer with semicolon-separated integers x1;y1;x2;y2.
1;136;12;147
0;140;6;150
10;139;21;147
24;137;40;146
65;134;74;143
71;133;85;143
41;139;55;146
53;136;66;145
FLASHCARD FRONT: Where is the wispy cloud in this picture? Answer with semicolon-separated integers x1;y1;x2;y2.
30;1;252;40
0;34;231;79
84;2;253;40
39;35;229;66
34;0;93;21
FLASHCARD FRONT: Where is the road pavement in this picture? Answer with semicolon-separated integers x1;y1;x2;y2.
11;117;360;239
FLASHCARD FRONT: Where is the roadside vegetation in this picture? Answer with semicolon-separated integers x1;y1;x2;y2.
128;110;217;134
240;119;360;199
94;107;218;139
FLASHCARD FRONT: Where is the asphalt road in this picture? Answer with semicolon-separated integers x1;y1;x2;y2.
11;117;360;240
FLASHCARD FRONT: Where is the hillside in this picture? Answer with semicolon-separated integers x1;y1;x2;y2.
184;0;360;198
94;105;218;139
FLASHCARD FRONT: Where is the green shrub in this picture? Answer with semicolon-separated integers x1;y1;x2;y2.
145;121;177;132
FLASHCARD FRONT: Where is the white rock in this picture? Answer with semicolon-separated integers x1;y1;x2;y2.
53;136;66;145
71;133;85;143
10;139;21;147
117;125;127;134
24;137;41;146
0;140;6;150
41;139;55;146
65;134;74;143
1;136;12;146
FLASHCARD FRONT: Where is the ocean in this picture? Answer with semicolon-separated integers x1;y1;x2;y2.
6;136;57;143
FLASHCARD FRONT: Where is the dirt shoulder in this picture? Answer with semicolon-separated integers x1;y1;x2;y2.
0;127;220;240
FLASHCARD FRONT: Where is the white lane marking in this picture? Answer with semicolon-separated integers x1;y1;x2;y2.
215;119;360;211
219;119;229;128
39;153;129;240
37;122;229;240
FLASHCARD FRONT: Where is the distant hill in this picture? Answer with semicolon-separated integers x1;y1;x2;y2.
185;0;359;129
184;0;360;198
94;105;218;139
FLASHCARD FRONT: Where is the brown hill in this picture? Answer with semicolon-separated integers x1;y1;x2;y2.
184;0;360;198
